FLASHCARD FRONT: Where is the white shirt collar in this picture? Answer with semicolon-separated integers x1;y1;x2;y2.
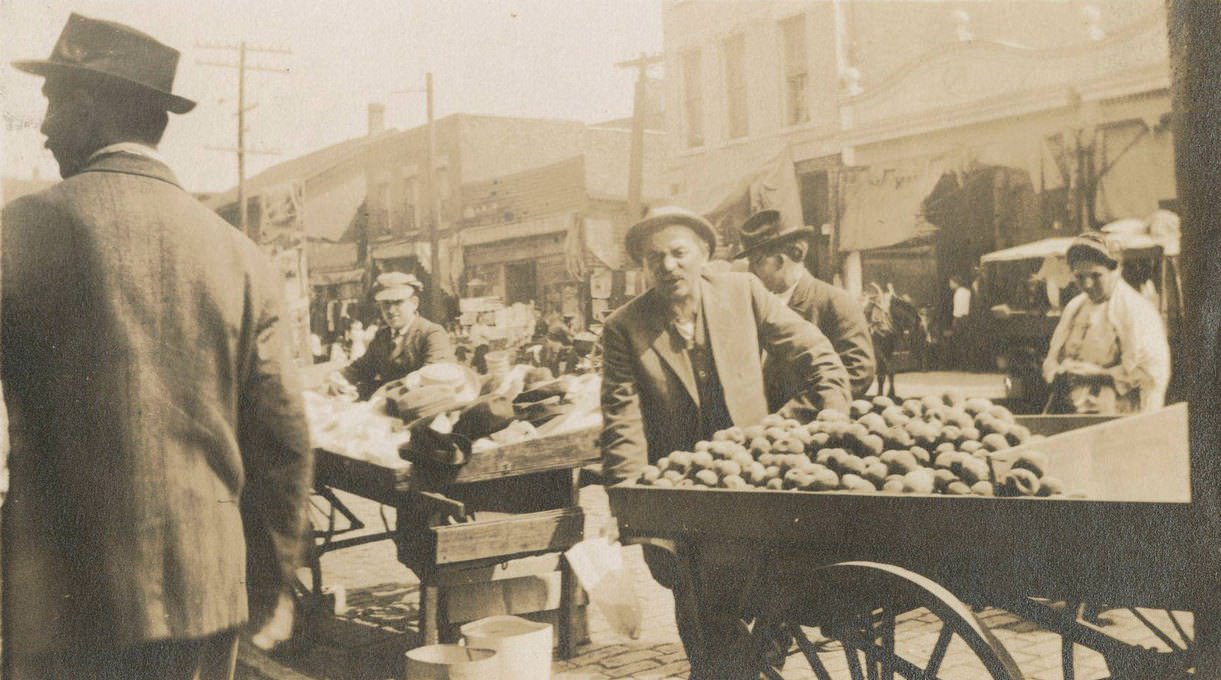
87;142;168;166
777;280;800;307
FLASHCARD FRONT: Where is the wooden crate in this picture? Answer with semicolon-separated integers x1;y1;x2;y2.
313;424;599;500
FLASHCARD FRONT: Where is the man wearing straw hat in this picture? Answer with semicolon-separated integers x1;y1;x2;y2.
327;271;454;400
600;206;851;678
3;14;312;679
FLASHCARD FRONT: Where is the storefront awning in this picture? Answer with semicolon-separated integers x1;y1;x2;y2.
838;157;946;252
370;239;420;261
461;213;573;247
310;268;365;286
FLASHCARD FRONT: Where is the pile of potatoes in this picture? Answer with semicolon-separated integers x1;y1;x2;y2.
636;393;1066;497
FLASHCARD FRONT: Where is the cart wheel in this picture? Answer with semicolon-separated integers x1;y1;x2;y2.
757;561;1024;680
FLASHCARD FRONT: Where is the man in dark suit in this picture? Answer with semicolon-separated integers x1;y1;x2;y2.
736;209;876;399
327;271;454;400
601;206;851;678
2;15;313;679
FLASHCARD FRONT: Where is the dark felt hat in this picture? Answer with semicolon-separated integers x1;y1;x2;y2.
624;206;718;265
733;209;817;260
1066;231;1119;268
14;13;196;114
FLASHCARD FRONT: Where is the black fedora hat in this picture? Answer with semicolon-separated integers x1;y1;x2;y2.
13;13;196;114
733;209;817;260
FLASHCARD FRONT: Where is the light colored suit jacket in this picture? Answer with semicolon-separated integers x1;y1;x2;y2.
1;152;313;658
767;270;876;403
600;272;850;483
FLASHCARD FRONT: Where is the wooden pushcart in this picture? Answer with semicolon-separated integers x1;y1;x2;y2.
607;406;1215;678
304;425;599;658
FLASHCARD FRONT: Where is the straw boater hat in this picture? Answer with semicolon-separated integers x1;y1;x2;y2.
733;209;817;261
624;206;718;265
13;13;196;114
374;271;423;301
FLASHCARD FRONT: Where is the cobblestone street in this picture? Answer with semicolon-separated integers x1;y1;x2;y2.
238;485;1188;680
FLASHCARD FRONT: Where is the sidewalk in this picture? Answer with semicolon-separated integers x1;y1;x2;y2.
239;486;1186;680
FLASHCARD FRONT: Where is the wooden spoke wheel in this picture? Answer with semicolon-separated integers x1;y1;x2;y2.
753;561;1024;680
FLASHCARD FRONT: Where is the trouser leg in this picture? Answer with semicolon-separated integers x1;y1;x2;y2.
13;629;240;680
643;543;761;680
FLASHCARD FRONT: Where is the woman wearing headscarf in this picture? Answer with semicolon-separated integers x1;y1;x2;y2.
1042;232;1171;413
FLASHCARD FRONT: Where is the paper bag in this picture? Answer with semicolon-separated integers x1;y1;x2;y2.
564;537;642;640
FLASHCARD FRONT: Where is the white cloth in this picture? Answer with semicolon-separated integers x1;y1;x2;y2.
87;142;168;166
1043;279;1171;411
952;286;971;318
777;280;800;307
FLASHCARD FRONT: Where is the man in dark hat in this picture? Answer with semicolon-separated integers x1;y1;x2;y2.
327;271;454;400
602;206;851;678
737;209;876;399
2;14;313;680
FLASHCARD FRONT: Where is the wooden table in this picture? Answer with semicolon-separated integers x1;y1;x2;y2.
310;425;599;658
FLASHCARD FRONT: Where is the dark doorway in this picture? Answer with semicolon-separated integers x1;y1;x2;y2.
505;260;538;306
799;169;834;280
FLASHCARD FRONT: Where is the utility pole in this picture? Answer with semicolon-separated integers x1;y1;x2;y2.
393;73;444;321
198;40;291;237
615;53;662;221
425;73;444;322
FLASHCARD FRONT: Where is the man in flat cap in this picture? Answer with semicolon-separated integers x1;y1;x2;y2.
2;14;313;679
600;206;851;678
736;209;876;400
328;271;454;400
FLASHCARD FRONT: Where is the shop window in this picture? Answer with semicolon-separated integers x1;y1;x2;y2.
400;176;419;232
780;15;809;126
723;33;748;139
682;48;704;148
369;181;390;237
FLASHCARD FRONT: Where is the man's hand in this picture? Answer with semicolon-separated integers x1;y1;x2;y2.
323;371;358;399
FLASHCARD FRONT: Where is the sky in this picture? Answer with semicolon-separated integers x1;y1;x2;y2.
1;0;663;193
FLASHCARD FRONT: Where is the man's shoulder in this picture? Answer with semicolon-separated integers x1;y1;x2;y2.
703;270;756;290
3;182;66;220
605;289;657;330
799;272;849;303
412;316;449;336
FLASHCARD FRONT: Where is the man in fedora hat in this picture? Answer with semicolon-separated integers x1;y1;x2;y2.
2;14;313;679
737;209;876;400
602;206;851;678
327;271;454;400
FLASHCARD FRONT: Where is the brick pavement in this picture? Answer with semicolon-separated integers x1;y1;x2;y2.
239;485;1192;680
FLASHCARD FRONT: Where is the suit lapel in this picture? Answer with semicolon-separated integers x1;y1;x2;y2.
789;272;815;311
641;292;700;406
700;277;737;400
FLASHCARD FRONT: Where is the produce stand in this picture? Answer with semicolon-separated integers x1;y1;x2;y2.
307;424;600;658
608;405;1215;678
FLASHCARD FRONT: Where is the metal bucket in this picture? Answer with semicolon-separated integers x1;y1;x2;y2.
460;615;553;680
403;644;499;680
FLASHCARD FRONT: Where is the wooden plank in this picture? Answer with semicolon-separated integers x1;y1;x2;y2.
431;553;564;587
1015;414;1115;437
438;426;600;486
314;425;598;500
313;450;408;506
434;507;585;565
608;483;1201;609
1005;404;1190;502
